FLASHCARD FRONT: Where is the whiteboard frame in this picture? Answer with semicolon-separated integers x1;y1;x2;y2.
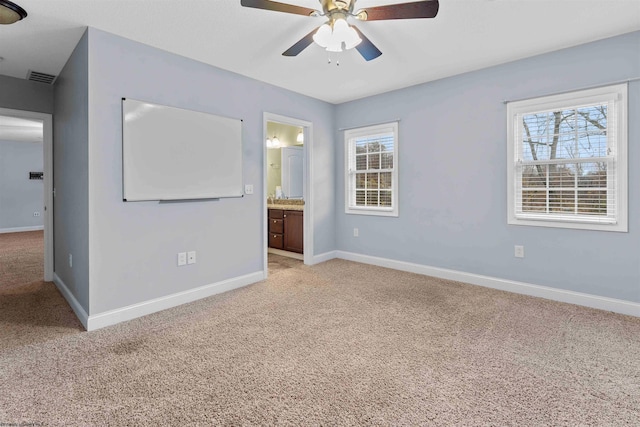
121;98;244;202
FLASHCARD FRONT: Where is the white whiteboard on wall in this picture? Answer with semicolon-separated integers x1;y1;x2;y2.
122;98;243;201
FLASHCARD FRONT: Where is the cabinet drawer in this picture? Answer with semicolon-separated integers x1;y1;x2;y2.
268;209;284;219
269;233;283;249
269;218;284;234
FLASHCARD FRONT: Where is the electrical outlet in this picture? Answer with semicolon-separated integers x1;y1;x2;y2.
514;245;525;258
68;253;72;268
33;211;40;217
187;251;196;265
178;252;187;266
353;228;359;237
244;184;254;195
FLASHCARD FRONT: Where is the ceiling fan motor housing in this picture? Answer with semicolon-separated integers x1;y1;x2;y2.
321;0;355;14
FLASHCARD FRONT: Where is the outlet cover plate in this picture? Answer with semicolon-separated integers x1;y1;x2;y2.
178;252;187;266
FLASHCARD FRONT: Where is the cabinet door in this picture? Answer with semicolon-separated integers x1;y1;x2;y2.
283;210;303;254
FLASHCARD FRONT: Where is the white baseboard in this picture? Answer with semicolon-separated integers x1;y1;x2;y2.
55;249;638;332
336;251;640;318
0;226;44;234
86;271;264;331
311;250;338;265
53;273;89;330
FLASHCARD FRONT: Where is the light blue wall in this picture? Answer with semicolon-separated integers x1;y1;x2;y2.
0;74;52;233
85;28;335;314
0;140;44;230
335;31;640;303
50;26;637;322
53;30;90;312
0;74;54;114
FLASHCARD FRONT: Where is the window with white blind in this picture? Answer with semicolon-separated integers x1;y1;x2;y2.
345;122;398;216
507;84;628;232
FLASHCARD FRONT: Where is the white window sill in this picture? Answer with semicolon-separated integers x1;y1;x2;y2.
508;217;627;232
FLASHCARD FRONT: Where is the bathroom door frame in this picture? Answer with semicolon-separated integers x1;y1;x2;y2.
263;112;313;276
0;107;54;281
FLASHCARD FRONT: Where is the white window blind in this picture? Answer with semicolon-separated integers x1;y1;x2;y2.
345;122;398;217
507;84;627;232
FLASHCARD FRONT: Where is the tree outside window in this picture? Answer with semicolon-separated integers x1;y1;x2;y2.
507;84;627;232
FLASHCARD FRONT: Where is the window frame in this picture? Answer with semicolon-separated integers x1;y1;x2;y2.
344;122;399;217
507;84;628;232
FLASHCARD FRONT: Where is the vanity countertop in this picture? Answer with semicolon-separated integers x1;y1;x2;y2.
267;200;304;211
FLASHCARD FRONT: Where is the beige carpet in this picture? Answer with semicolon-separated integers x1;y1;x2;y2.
268;253;303;273
0;231;84;350
0;230;44;291
1;253;639;425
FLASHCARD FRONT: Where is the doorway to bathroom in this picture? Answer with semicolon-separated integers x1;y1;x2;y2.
263;113;313;276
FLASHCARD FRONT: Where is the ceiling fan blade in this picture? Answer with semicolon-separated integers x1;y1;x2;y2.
240;0;319;17
351;26;382;61
356;0;439;21
282;28;318;57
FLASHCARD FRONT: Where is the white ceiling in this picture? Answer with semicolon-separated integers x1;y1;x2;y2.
0;0;639;104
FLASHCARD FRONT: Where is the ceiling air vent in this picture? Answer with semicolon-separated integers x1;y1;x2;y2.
26;70;57;85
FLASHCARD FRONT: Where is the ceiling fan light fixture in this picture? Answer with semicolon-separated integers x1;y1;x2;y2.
326;40;343;53
0;0;27;25
313;17;361;53
312;23;332;48
344;27;362;49
332;18;349;39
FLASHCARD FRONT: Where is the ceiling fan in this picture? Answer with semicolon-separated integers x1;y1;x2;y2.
240;0;439;61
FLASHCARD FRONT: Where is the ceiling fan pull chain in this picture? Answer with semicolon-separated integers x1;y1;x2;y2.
327;51;340;66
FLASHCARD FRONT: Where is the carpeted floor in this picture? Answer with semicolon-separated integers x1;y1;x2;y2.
1;250;639;425
268;253;303;273
0;230;45;291
0;231;84;350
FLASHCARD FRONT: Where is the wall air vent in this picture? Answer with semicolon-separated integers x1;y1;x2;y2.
26;70;57;85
